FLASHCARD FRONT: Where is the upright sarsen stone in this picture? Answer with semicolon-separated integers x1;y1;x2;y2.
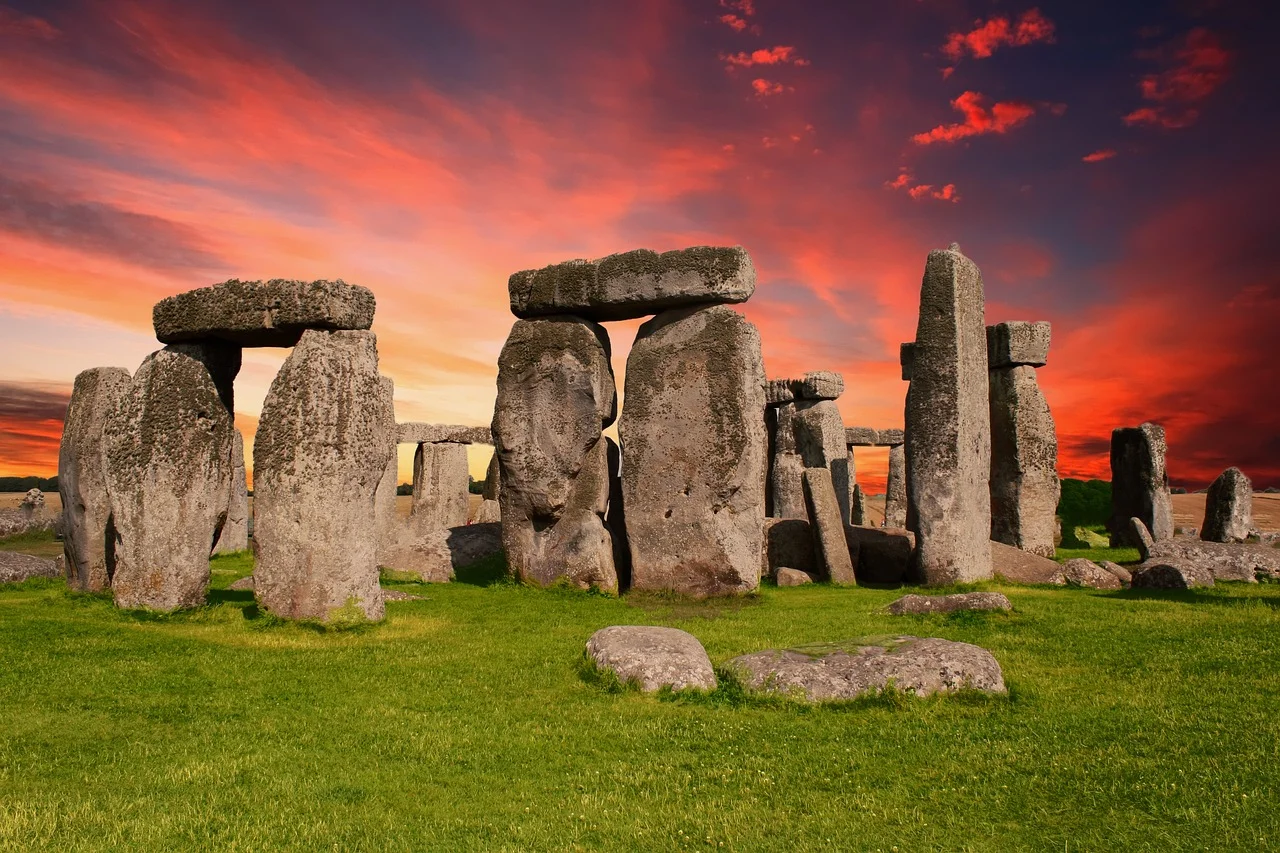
989;358;1059;557
769;402;806;519
102;349;234;610
373;378;399;562
1109;423;1174;546
884;444;907;529
904;245;992;584
58;367;132;591
411;442;470;529
621;305;766;597
493;317;617;591
1201;467;1252;543
213;429;250;554
253;330;389;622
793;398;850;523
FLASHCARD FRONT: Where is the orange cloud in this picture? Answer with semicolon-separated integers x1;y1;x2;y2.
718;0;759;34
911;91;1037;145
1124;28;1230;129
722;46;809;68
751;78;791;97
942;9;1055;61
1082;149;1117;163
885;169;959;203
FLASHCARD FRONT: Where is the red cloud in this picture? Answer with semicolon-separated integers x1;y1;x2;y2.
886;170;959;203
942;9;1055;61
721;46;809;68
751;78;791;97
718;0;759;34
719;14;748;32
911;91;1037;145
1124;29;1230;129
1082;149;1117;163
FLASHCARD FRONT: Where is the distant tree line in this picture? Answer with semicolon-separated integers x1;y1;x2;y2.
1056;478;1111;548
0;476;57;493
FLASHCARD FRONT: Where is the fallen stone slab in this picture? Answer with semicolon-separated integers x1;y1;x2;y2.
803;468;856;584
0;551;61;584
775;567;814;586
398;423;492;445
510;245;755;322
991;540;1065;585
1130;560;1215;590
1098;561;1133;584
726;636;1005;702
1132;519;1280;583
986;321;1050;368
585;626;717;692
843;526;914;585
1059;558;1123;590
1201;467;1252;543
887;592;1012;615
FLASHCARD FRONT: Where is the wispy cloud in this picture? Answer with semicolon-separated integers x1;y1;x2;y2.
1082;149;1117;163
721;46;809;69
942;9;1055;62
911;91;1037;145
1123;28;1231;129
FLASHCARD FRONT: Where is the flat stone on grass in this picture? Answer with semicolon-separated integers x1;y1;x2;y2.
887;592;1012;615
585;626;716;693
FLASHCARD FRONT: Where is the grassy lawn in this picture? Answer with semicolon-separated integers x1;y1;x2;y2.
1;551;1278;851
0;529;63;559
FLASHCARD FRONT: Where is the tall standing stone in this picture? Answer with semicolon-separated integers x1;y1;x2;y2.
1109;423;1174;546
621;305;766;597
493;317;618;591
253;330;389;622
884;444;907;529
213;429;250;554
102;349;234;610
850;483;870;526
58;367;132;591
1201;467;1253;543
904;245;992;584
769;402;806;519
794;398;850;523
412;442;470;529
373;378;400;562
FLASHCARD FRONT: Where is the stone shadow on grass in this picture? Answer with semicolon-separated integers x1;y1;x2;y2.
1108;585;1280;609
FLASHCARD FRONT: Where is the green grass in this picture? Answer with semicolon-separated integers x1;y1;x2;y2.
2;551;1278;850
0;528;62;559
1055;524;1141;565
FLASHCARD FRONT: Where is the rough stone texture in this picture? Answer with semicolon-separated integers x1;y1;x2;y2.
1059;558;1123;590
228;575;255;591
765;379;796;405
879;428;905;447
102;349;234;610
904;245;992;584
0;551;61;584
621;305;766;597
776;567;814;586
412;442;470;530
380;522;454;583
446;522;504;569
987;321;1051;368
884;444;907;529
843;526;914;584
585;626;717;692
803;468;856;584
58;366;132;591
20;489;43;509
398;423;492;445
850;484;869;526
887;592;1012;615
794;399;850;522
762;518;816;578
494;317;617;592
472;499;502;524
373;379;399;564
213;429;250;554
1099;561;1133;584
163;340;241;414
252;330;389;622
482;452;501;501
1132;517;1280;583
0;507;57;540
727;636;1006;702
1130;516;1156;554
899;343;916;381
1130;560;1215;590
1109;423;1174;546
769;403;806;519
845;427;879;447
989;363;1059;557
1201;467;1253;543
510;245;755;322
153;279;375;347
795;371;844;400
991;540;1066;585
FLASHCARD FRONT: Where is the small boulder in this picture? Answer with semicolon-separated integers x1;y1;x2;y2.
0;551;61;584
991;540;1065;585
1130;560;1215;590
1098;561;1133;585
775;567;814;587
585;626;717;693
887;592;1012;615
1059;558;1123;590
228;576;255;591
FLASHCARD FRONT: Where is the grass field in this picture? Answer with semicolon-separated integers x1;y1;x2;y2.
2;545;1278;851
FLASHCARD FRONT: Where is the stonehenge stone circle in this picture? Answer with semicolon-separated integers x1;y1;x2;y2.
493;317;618;591
802;468;856;584
884;444;907;529
768;402;807;519
986;320;1050;368
904;245;992;584
253;330;389;622
1201;467;1253;543
1109;423;1174;546
793;397;850;522
621;304;766;597
102;348;234;610
412;441;470;529
58;366;132;591
509;246;755;322
213;429;250;554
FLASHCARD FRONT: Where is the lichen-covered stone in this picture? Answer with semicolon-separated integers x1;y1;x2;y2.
986;321;1051;368
1201;467;1253;543
213;429;249;554
769;402;806;519
252;330;389;622
884;444;907;529
1109;423;1174;546
989;364;1059;557
803;468;856;585
0;551;61;585
845;426;879;447
879;428;905;447
887;592;1011;615
412;442;470;530
795;371;844;400
1130;560;1214;589
1133;517;1280;583
373;377;400;564
621;305;765;597
58;366;131;591
794;399;849;522
585;626;716;692
991;539;1066;585
398;423;492;445
765;378;796;405
102;349;234;610
153;279;375;347
1059;558;1123;590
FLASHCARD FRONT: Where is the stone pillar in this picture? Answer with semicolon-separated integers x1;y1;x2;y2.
1201;466;1252;543
58;366;132;591
373;377;399;562
904;244;992;585
769;401;806;519
253;330;389;622
102;349;234;610
884;444;907;529
769;372;846;521
411;441;470;529
621;304;766;597
493;316;618;591
850;483;869;526
987;321;1059;558
1109;422;1173;547
213;429;250;554
472;451;502;524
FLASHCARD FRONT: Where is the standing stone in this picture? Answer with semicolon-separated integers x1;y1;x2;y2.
850;483;870;526
373;378;399;562
1201;467;1253;543
102;349;234;610
769;402;806;519
253;330;389;622
904;245;992;584
794;398;850;523
163;340;241;415
493;317;617;591
412;442;470;529
988;356;1059;557
621;305;766;597
884;444;907;529
58;367;132;591
1109;423;1174;546
802;468;856;584
213;429;250;554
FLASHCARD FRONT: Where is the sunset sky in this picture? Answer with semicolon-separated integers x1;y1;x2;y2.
1;0;1277;491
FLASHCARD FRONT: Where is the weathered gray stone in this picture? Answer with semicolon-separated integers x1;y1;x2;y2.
398;423;492;445
762;518;816;578
1098;561;1133;584
769;402;806;519
991;540;1066;585
850;484;869;526
228;575;255;591
482;452;501;501
19;489;43;509
252;330;389;622
1109;423;1174;546
986;321;1050;368
0;551;61;584
102;349;234;610
879;428;905;447
1133;518;1280;583
899;342;916;381
1201;467;1253;543
446;522;504;569
776;567;814;586
843;525;915;584
153;279;375;347
887;592;1011;615
845;427;879;447
412;442;470;530
1130;560;1214;589
213;429;249;554
472;499;501;524
0;507;56;540
884;444;907;529
989;363;1059;557
795;371;844;400
794;399;850;522
621;305;765;597
1059;558;1123;590
585;626;716;692
765;378;796;405
162;340;241;414
380;522;454;583
510;246;755;322
803;468;856;584
904;245;992;584
494;317;617;592
58;366;131;591
1130;517;1156;555
373;378;400;565
726;636;1006;702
